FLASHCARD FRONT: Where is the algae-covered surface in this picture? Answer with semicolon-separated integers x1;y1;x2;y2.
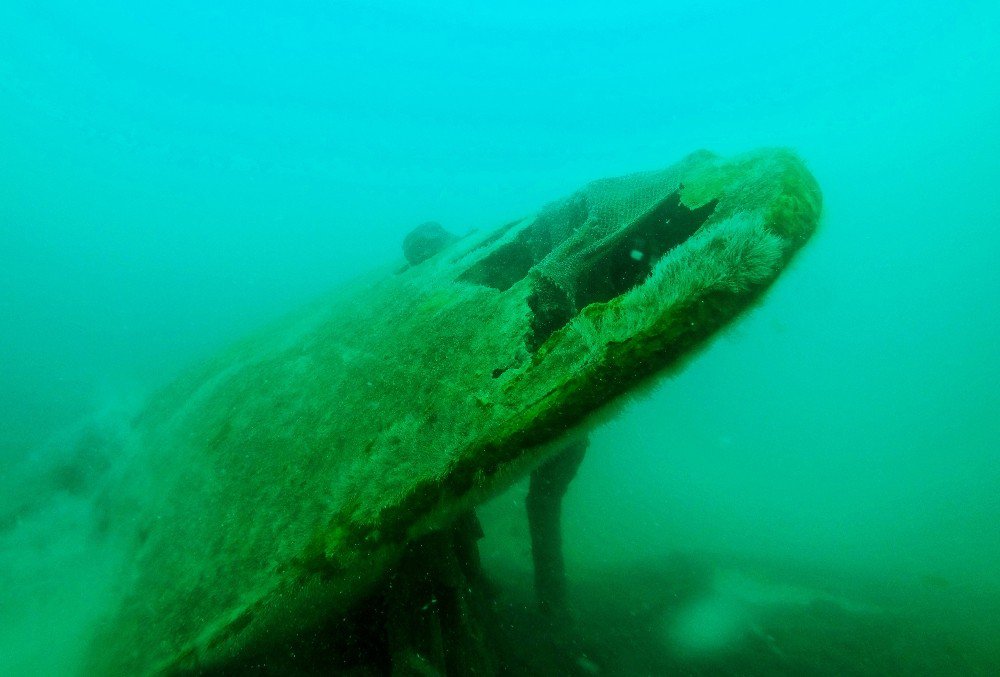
84;148;821;674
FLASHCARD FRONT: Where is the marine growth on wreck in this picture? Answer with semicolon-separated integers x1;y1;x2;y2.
79;148;822;675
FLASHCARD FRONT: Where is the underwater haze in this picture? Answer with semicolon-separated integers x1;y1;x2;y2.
2;1;999;674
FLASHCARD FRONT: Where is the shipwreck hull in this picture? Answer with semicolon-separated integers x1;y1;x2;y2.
84;148;821;674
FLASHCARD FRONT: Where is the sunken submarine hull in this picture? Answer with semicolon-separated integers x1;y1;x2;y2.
84;148;821;675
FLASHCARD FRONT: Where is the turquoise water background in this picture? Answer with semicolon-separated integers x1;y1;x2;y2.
1;1;999;673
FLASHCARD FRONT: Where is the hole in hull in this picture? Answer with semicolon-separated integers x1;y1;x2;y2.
460;189;717;353
573;191;717;309
526;191;717;351
458;196;588;292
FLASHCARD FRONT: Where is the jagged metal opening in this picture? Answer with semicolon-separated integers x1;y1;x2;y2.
461;240;536;291
462;190;718;355
573;192;717;309
450;217;525;264
458;196;588;291
526;277;575;353
524;191;718;351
